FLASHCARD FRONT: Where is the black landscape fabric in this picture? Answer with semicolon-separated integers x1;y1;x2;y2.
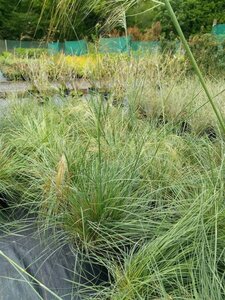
0;224;108;300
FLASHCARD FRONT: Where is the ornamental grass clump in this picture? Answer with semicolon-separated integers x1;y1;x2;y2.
0;0;224;298
1;92;224;258
1;64;225;298
0;98;157;253
104;187;225;299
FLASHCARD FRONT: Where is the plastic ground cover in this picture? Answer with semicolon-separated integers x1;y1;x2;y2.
0;222;108;299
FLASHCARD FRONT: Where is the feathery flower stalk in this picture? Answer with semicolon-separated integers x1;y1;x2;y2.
164;0;225;134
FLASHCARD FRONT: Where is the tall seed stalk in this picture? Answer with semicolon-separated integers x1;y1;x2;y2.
164;0;225;134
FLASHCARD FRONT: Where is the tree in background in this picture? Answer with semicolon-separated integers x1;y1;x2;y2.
0;0;53;40
103;0;225;38
126;0;156;30
1;0;225;40
0;0;98;40
127;0;225;38
50;0;225;39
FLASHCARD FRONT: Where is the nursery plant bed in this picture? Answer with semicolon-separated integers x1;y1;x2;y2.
0;79;108;98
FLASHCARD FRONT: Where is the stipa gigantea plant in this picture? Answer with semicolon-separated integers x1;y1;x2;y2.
45;0;162;38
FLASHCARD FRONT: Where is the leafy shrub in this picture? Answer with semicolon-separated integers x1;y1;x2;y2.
160;36;182;55
0;59;26;81
1;51;13;59
127;26;143;41
110;22;162;41
64;54;98;77
142;21;162;41
189;33;225;74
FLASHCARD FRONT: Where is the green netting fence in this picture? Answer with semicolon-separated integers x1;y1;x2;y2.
212;24;225;42
99;36;131;53
2;31;224;56
131;41;160;53
48;42;65;55
0;39;163;55
212;24;225;35
0;40;47;53
64;40;88;55
0;38;178;55
0;40;5;54
0;37;218;56
98;37;161;54
48;42;60;55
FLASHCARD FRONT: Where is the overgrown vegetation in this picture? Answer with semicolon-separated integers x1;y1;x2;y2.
1;1;225;299
1;48;225;297
1;0;225;40
1;33;225;84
